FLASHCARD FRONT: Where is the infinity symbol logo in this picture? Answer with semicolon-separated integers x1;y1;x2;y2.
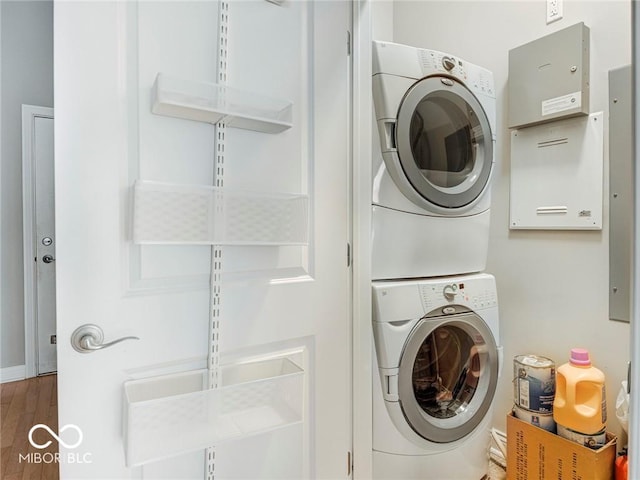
28;424;83;449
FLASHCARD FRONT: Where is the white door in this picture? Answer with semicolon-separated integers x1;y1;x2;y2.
22;105;57;376
55;1;351;479
34;114;57;375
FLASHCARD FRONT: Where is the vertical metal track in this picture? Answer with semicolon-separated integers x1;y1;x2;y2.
206;2;228;479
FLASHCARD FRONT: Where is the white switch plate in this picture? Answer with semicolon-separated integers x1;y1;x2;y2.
547;0;563;24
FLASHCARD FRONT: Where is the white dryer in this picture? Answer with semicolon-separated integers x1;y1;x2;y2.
372;41;496;280
372;273;502;480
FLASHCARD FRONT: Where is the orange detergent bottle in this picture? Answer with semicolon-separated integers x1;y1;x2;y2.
553;348;606;435
615;454;628;480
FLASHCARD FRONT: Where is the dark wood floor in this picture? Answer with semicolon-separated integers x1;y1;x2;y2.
1;375;59;480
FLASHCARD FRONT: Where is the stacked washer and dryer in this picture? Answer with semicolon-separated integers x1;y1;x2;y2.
371;41;502;479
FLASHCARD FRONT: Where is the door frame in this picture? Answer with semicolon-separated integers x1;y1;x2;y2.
22;104;54;379
631;3;640;476
351;1;373;478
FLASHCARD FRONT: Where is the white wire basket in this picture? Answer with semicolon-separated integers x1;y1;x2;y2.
132;180;309;245
152;73;293;134
123;357;304;466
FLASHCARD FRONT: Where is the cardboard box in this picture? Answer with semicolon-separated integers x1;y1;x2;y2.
506;412;616;480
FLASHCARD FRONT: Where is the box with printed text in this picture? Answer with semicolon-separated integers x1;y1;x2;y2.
506;412;616;480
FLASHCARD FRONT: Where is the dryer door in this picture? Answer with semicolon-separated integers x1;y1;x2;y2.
397;310;498;443
393;76;493;209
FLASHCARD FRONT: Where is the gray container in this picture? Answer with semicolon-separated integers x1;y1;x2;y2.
514;354;556;413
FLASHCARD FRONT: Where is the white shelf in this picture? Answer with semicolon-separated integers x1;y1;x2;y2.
132;180;309;245
123;357;303;467
151;73;293;134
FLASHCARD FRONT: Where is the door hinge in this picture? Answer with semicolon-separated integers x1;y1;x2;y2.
50;335;57;345
347;30;351;56
347;243;351;267
347;451;352;476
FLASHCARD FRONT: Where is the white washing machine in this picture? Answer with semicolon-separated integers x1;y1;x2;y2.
372;273;502;480
372;41;496;280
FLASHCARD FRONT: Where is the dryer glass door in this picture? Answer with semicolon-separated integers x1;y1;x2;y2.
395;77;493;208
397;312;498;443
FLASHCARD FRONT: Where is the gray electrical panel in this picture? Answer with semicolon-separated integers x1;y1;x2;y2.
508;22;590;129
609;65;632;323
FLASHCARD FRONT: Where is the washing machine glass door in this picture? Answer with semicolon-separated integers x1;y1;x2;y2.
395;76;493;209
397;311;498;443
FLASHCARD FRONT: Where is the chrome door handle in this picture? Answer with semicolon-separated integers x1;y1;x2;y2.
71;324;139;353
42;255;55;264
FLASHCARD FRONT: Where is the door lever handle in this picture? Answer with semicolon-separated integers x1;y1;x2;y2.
42;255;55;264
71;324;139;354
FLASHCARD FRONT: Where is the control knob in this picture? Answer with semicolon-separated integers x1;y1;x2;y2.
442;56;456;71
443;284;457;301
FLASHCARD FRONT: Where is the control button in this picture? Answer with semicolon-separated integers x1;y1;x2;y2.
443;306;456;315
442;56;456;71
443;284;457;301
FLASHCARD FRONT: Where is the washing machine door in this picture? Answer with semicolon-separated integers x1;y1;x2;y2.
393;76;493;209
397;307;498;443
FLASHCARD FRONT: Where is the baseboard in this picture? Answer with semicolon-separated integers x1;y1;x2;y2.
0;365;26;383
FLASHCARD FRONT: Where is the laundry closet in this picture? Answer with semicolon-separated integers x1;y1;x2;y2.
359;1;633;479
13;1;633;479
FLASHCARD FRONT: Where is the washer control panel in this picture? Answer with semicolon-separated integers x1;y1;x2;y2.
419;278;498;312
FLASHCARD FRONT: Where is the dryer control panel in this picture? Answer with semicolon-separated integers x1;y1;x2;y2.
418;48;495;98
419;277;498;312
419;49;467;80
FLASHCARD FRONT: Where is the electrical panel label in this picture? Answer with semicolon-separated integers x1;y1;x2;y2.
541;91;582;116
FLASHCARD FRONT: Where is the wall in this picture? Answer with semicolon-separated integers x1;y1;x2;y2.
1;1;53;370
372;1;393;42
392;1;631;442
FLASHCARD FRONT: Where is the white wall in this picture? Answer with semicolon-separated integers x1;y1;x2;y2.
372;1;393;42
392;1;631;442
1;0;53;369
